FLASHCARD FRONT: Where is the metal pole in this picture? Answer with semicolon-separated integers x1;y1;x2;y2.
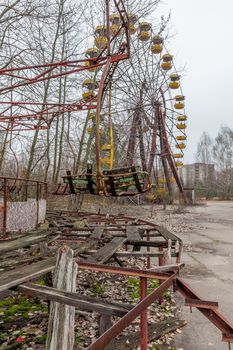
158;246;164;304
140;277;148;350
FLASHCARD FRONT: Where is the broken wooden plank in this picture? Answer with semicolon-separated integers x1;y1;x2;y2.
73;229;105;256
100;315;113;335
46;246;77;350
105;318;187;350
73;240;98;256
0;257;56;292
0;255;43;269
91;226;105;239
85;237;127;264
155;225;181;242
126;225;142;252
40;241;49;256
17;283;133;317
0;229;117;292
0;232;51;253
126;226;141;240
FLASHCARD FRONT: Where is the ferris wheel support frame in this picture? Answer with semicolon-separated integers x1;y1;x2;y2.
147;103;159;177
158;107;187;203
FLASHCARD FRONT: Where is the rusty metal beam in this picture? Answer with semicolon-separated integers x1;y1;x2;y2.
78;262;177;280
177;277;233;342
86;272;176;350
185;298;219;310
140;277;148;350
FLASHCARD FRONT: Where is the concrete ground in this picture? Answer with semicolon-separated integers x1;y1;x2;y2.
174;201;233;349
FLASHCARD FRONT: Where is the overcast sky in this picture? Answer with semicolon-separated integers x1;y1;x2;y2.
158;0;233;163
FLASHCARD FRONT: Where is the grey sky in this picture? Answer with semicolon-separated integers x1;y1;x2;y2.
159;0;233;163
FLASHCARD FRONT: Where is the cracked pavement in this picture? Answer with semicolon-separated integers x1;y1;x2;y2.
174;201;233;350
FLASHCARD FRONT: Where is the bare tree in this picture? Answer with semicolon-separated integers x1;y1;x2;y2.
195;131;213;164
213;126;233;171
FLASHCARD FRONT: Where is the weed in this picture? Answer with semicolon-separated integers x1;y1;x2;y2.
90;281;105;296
149;345;177;350
75;332;84;344
0;294;48;322
127;277;171;302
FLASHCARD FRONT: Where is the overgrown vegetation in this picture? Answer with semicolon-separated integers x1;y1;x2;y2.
90;281;106;296
127;277;171;302
0;294;48;348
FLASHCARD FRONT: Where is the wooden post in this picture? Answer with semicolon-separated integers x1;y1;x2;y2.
99;315;113;335
46;246;77;350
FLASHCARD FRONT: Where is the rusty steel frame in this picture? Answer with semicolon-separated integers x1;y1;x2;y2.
176;277;233;343
122;62;186;202
1;259;232;349
86;272;177;350
52;210;182;271
46;211;233;348
0;0;133;196
157;107;186;202
0;0;129;133
0;99;97;132
0;176;47;236
76;263;233;349
140;276;148;350
0;54;127;94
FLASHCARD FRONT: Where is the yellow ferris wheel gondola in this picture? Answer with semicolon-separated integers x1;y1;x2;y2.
173;153;184;159
174;94;185;109
127;13;137;34
175;142;186;149
161;54;173;70
176;122;187;130
110;13;121;36
175;161;184;167
82;78;98;100
176;115;187;121
151;35;163;54
174;102;185;109
85;47;99;72
138;21;151;41
94;25;108;49
176;135;187;140
169;73;180;89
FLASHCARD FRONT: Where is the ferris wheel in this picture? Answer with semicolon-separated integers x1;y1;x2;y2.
74;12;187;199
110;18;187;199
0;0;187;199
